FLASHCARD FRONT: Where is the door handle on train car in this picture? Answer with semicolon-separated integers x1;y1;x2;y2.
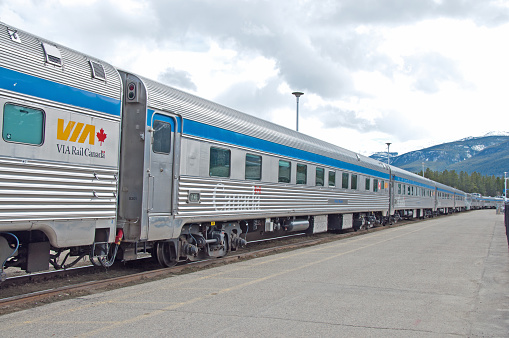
147;173;154;211
92;191;116;199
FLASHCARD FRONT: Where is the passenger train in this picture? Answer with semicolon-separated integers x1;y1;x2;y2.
0;22;502;279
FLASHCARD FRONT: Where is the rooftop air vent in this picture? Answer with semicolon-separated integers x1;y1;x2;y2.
42;42;62;67
8;29;21;43
89;60;106;81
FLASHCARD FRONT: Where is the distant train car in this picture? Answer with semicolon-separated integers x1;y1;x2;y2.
435;182;456;214
0;22;486;276
390;166;435;219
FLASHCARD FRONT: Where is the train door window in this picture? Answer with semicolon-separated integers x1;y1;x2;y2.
297;164;307;184
278;160;291;183
373;179;379;192
398;184;401;194
407;186;411;195
152;120;171;154
2;103;44;145
342;173;349;189
316;167;324;186
329;171;336;187
365;177;370;191
351;174;358;190
381;181;385;190
209;147;231;177
245;154;262;180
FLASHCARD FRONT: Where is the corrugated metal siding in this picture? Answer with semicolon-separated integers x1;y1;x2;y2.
140;76;387;175
0;22;121;100
0;158;117;222
177;176;388;220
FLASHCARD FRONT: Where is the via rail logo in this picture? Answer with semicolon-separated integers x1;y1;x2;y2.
57;119;107;145
56;119;107;159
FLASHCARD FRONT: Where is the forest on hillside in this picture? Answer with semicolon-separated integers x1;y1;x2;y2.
417;169;506;197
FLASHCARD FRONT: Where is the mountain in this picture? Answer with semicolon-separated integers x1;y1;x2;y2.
369;134;509;176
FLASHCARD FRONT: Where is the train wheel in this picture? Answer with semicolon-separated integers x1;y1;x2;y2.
156;241;177;267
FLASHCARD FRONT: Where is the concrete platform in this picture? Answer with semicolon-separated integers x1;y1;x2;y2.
1;210;508;337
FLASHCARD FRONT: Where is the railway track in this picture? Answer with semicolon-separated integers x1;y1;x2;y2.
0;218;425;315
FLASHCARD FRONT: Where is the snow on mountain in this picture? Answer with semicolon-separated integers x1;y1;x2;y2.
368;133;509;175
471;145;485;152
483;131;509;137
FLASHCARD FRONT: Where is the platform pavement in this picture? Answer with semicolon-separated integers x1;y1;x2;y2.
1;209;508;337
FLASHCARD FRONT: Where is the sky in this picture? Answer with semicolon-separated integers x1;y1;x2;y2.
1;0;509;156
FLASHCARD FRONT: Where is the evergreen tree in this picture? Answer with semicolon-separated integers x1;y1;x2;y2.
415;169;504;197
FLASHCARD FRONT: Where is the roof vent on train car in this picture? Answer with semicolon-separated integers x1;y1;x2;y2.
89;60;106;81
42;42;62;67
7;29;21;43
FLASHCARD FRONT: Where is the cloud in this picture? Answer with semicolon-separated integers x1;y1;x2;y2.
213;77;287;121
158;67;197;91
403;52;464;93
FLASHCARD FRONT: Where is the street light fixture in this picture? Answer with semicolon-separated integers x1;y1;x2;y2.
385;142;391;165
292;92;304;132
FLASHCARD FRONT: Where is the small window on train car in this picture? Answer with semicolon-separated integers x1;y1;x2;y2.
398;184;401;194
351;174;358;190
329;171;336;187
373;179;379;192
297;164;307;185
365;178;370;191
209;147;231;178
152;120;171;154
278;160;291;183
316;167;324;186
245;154;262;180
342;173;349;189
2;103;44;145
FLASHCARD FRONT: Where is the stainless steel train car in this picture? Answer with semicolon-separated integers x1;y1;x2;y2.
0;22;488;277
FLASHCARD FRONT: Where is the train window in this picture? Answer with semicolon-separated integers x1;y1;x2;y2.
209;147;231;178
398;184;401;194
316;167;324;186
373;179;379;192
297;164;307;184
2;103;44;145
329;171;336;187
381;181;385;190
152;120;171;154
245;154;262;180
407;186;411;195
365;177;370;190
351;174;358;190
342;173;349;189
278;160;291;183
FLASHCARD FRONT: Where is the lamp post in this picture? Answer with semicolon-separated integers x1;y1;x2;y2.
292;92;304;132
505;172;507;203
385;142;391;165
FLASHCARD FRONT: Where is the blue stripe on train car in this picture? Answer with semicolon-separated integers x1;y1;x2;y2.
0;67;121;116
393;176;435;190
183;119;390;180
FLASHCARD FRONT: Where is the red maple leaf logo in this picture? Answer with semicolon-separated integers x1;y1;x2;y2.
96;128;107;146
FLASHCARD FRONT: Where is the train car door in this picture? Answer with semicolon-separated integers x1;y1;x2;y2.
149;113;175;214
